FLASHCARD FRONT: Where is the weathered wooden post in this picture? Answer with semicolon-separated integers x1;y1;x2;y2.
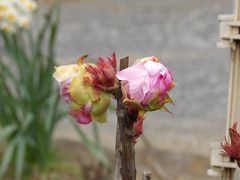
208;0;240;179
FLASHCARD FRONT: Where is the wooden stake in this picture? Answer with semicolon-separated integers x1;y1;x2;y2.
223;0;240;179
222;168;234;180
226;0;240;140
234;0;240;21
208;0;240;179
114;57;137;180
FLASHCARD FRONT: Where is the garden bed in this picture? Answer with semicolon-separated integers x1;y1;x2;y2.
6;139;216;180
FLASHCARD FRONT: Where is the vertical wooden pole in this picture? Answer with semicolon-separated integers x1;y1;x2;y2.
208;0;240;178
114;57;137;180
223;1;240;179
226;0;240;139
234;0;240;20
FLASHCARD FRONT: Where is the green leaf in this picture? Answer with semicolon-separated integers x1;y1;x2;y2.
45;93;60;133
0;139;17;178
20;113;33;133
70;120;91;147
15;138;26;180
0;125;17;142
0;2;62;177
92;122;100;148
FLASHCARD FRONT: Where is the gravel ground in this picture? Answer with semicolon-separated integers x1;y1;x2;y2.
53;0;235;178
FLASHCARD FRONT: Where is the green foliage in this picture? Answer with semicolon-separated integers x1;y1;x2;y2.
0;3;63;179
71;121;110;170
0;2;110;179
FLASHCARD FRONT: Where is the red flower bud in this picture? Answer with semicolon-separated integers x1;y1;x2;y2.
133;110;145;143
222;122;240;167
85;52;117;91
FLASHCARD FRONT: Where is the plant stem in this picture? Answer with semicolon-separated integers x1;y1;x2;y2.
115;57;137;180
92;122;100;148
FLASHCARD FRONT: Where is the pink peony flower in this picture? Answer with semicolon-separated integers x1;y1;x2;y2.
85;52;117;91
117;56;174;110
117;56;175;141
222;122;240;167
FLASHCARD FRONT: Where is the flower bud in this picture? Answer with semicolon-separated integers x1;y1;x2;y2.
133;110;145;143
85;52;117;92
117;56;174;112
117;56;175;141
222;122;240;167
53;55;111;124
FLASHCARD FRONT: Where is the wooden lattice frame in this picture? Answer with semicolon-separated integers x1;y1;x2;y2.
208;0;240;179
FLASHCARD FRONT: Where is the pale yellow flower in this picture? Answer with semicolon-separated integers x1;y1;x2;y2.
0;0;37;32
53;64;81;83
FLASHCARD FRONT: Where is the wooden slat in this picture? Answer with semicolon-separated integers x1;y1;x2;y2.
218;15;234;21
230;35;240;40
234;0;240;20
229;21;240;27
222;1;240;180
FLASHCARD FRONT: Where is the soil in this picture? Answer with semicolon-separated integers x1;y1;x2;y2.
28;139;217;180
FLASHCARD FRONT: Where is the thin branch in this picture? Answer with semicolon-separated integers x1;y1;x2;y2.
114;57;137;180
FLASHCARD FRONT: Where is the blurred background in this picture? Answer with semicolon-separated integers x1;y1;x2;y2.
54;0;233;179
0;0;235;179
